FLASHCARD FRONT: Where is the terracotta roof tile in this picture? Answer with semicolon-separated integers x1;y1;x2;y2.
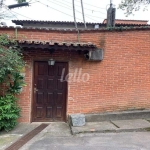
12;20;149;27
12;20;103;25
18;40;96;48
103;19;148;25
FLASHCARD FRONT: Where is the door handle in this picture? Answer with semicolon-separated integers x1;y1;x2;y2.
34;87;38;93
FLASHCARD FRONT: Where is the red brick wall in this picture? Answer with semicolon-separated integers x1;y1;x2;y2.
0;28;150;122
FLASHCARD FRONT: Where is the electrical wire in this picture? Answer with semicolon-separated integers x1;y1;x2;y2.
29;0;39;4
58;0;106;12
46;0;106;17
0;10;13;20
2;4;31;19
45;0;73;11
3;0;105;22
75;0;106;9
7;9;18;19
39;0;104;22
37;1;83;21
9;9;33;19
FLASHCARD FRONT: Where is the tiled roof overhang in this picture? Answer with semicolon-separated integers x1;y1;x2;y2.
12;20;103;25
18;40;97;52
12;20;149;27
103;19;148;24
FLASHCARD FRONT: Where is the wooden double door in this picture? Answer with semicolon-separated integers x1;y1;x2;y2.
32;61;68;122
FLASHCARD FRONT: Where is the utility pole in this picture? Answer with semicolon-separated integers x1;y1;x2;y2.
72;0;78;29
81;0;86;28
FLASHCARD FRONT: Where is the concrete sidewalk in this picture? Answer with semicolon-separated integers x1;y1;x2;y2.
1;119;150;149
71;119;150;134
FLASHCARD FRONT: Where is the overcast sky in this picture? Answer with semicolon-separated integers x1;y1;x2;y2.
2;0;150;26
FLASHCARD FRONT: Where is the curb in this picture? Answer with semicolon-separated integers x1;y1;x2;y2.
71;128;149;135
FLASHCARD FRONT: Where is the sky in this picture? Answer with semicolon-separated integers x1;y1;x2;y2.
2;0;150;26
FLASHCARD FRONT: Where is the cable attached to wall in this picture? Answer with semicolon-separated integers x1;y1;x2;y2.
72;0;80;42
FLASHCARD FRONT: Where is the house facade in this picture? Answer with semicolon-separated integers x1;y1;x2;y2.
0;21;150;123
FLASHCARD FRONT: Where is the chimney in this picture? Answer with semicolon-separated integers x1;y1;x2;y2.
107;3;116;27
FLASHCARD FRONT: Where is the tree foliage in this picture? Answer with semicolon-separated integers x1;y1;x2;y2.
0;34;25;131
0;94;20;131
0;34;25;94
119;0;150;15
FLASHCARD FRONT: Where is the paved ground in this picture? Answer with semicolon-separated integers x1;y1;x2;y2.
21;132;150;150
1;119;150;150
0;123;39;150
20;121;150;150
